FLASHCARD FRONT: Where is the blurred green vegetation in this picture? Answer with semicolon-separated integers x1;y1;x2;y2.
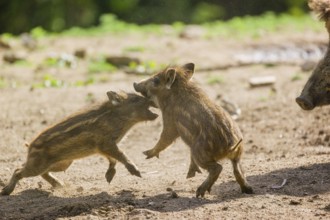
0;0;308;34
207;75;225;85
88;57;117;74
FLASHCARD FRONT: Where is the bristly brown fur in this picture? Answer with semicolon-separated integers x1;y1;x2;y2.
309;0;330;21
134;63;253;198
1;91;158;196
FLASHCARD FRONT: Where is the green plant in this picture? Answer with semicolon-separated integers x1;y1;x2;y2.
207;75;224;85
30;26;48;39
0;77;7;89
85;92;96;103
123;46;145;53
13;60;32;67
43;57;58;67
291;73;302;81
127;60;162;75
203;13;322;39
32;74;65;88
74;76;96;87
88;58;117;74
258;96;269;102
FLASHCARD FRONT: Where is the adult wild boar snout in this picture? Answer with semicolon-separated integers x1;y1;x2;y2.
296;95;314;111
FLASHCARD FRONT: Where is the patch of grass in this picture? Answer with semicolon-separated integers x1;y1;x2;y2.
127;60;163;75
291;73;303;81
40;54;76;68
123;46;145;53
88;58;117;74
42;57;58;67
258;96;269;102
207;75;224;85
30;26;48;39
203;12;323;39
32;74;65;89
74;76;96;87
258;88;276;102
1;33;15;41
0;77;7;89
62;14;142;37
99;75;111;83
13;60;32;67
85;92;96;103
6;13;321;40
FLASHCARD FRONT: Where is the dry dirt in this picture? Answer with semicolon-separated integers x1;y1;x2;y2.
0;28;329;220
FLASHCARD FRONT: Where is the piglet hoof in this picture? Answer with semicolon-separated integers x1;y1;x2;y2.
1;186;12;196
186;167;202;179
241;185;254;194
105;168;116;183
186;171;196;179
143;150;159;159
52;182;64;188
196;186;207;198
126;164;142;178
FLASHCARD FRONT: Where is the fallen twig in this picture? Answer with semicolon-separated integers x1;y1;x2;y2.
271;178;287;189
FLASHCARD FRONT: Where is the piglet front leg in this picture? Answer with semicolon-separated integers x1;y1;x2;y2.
144;126;178;159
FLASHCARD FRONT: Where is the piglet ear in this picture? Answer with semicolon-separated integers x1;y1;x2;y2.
106;91;121;105
182;63;195;80
165;68;176;89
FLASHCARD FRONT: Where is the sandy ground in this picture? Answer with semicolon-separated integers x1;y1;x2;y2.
0;28;329;220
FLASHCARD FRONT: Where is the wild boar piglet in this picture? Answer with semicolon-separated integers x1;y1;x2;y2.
1;91;158;195
134;63;253;197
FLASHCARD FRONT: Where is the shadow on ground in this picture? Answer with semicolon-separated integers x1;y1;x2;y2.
0;162;329;219
213;162;330;200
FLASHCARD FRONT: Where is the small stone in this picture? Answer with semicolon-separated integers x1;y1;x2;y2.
170;191;179;199
105;56;140;67
76;186;84;192
3;52;25;63
74;49;86;59
289;200;301;205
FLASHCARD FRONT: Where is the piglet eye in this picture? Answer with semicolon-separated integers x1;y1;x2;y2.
153;77;160;86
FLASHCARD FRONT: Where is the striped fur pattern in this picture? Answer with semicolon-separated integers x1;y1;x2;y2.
134;63;253;197
1;91;158;195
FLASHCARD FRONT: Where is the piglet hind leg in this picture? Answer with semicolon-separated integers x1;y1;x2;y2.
1;159;51;195
186;155;202;179
1;168;25;195
99;143;141;178
231;158;253;194
194;158;223;198
41;173;63;188
105;158;117;183
196;163;222;198
41;160;73;187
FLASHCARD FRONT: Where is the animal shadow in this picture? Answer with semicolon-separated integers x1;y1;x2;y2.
213;162;330;201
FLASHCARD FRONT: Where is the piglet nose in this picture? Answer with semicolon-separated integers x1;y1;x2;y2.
133;82;144;93
133;82;139;91
296;96;314;110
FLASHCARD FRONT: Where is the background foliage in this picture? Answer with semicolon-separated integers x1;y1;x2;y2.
0;0;308;34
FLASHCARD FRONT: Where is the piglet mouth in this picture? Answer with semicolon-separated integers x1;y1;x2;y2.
146;107;158;120
133;83;148;98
